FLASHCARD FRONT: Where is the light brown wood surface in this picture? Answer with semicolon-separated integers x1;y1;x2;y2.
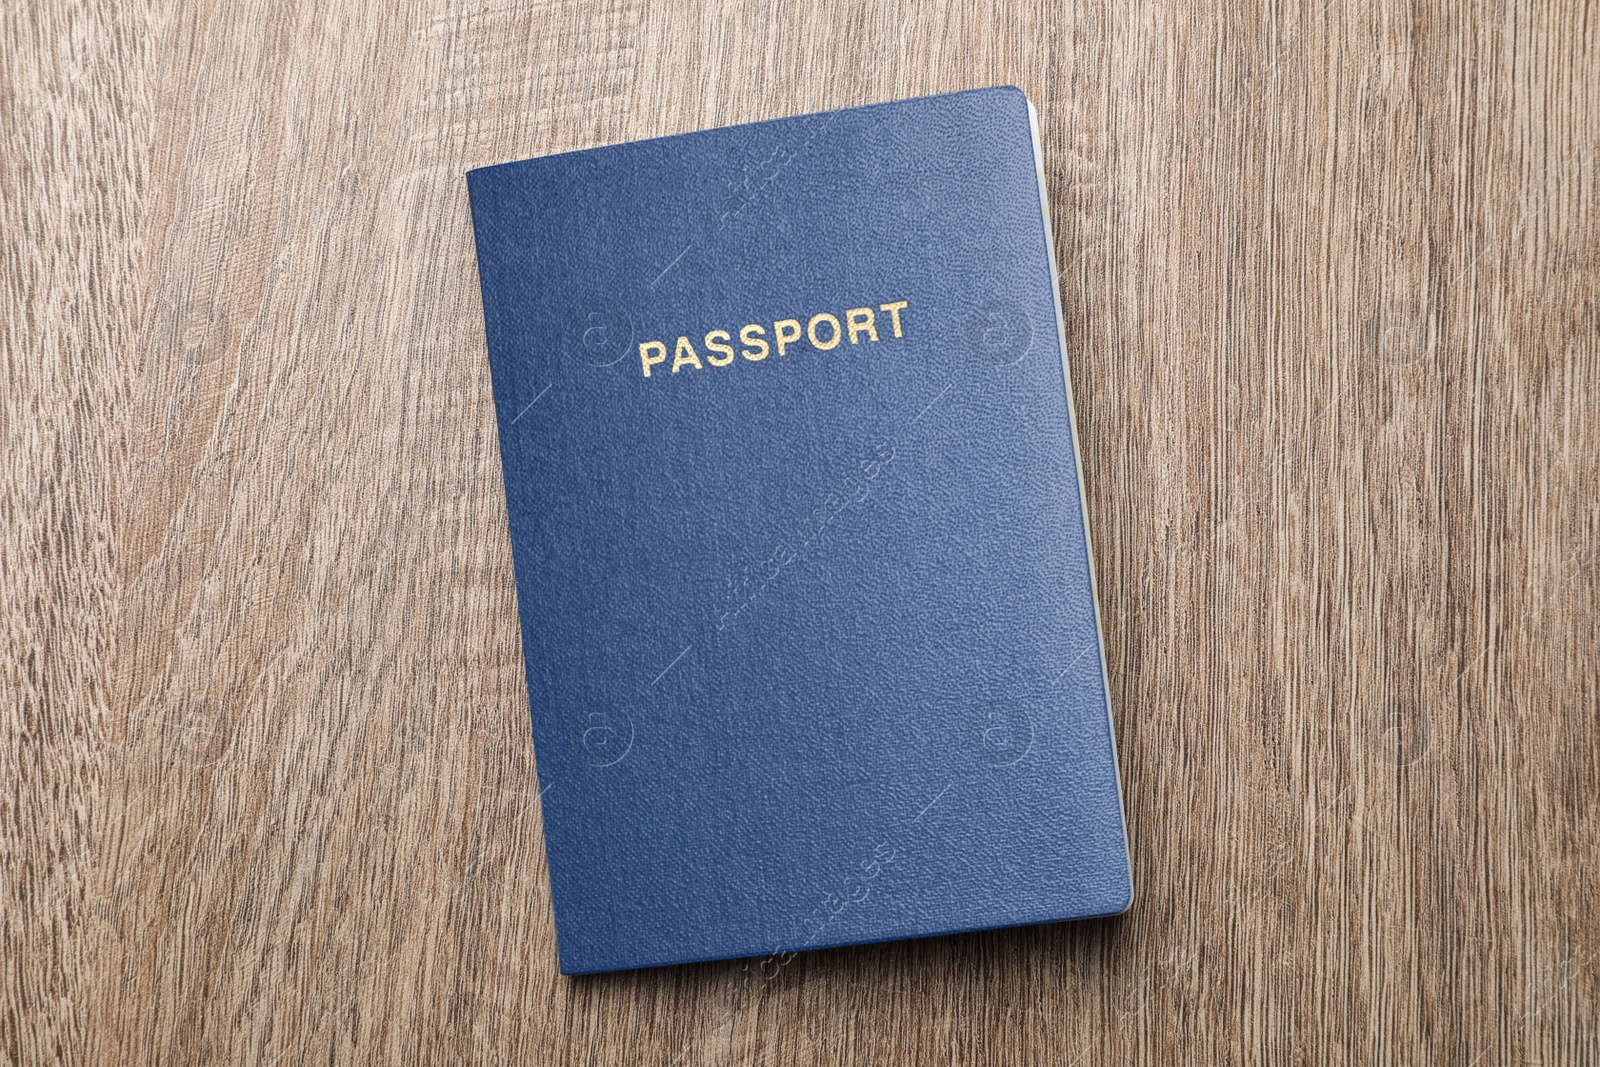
4;0;1597;1063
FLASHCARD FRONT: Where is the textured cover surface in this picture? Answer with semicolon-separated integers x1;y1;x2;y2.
467;86;1130;975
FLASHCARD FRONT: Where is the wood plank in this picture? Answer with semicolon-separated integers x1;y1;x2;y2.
3;0;1596;1062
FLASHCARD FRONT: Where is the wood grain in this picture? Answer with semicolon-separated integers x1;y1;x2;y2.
4;0;1597;1063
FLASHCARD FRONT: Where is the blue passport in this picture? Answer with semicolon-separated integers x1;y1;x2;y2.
467;87;1131;975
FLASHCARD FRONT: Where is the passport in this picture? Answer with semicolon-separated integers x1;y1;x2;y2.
467;86;1132;975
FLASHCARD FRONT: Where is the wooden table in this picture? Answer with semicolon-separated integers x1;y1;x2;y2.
5;1;1596;1063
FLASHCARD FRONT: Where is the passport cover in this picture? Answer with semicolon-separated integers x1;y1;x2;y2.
467;86;1132;975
